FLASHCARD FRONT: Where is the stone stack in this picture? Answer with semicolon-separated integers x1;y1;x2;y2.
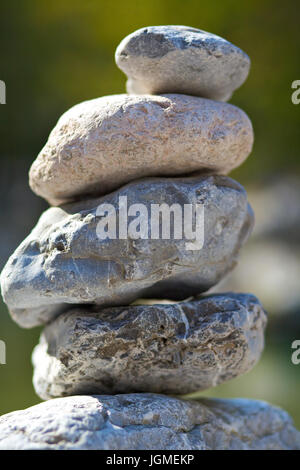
0;26;299;450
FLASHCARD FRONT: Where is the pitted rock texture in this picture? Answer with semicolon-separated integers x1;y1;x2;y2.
0;394;299;450
29;93;253;205
32;293;267;399
0;175;253;328
115;26;250;101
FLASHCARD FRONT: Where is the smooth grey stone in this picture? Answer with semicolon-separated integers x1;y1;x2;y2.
116;26;250;101
0;175;253;328
32;293;267;399
0;394;299;450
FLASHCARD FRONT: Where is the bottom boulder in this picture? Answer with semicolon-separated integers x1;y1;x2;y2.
0;393;299;450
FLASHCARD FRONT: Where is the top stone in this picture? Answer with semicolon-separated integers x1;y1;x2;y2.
115;25;250;101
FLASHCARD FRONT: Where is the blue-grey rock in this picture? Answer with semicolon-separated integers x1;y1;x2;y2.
116;26;250;101
0;175;253;328
0;394;299;450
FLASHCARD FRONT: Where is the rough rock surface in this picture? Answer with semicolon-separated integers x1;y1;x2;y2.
0;175;253;328
32;293;267;399
29;93;253;205
115;26;250;102
0;394;299;450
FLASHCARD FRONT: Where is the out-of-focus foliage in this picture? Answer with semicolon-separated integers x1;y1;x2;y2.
0;0;299;181
0;0;299;427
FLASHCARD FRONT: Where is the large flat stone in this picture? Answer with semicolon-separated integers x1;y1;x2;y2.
115;26;250;101
32;293;267;399
29;93;253;205
0;394;298;450
0;175;253;328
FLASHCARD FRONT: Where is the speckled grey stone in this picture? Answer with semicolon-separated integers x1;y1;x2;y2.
0;175;253;328
0;394;299;450
115;26;250;101
29;93;253;205
32;293;267;399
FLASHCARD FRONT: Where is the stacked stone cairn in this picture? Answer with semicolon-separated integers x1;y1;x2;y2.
0;26;299;450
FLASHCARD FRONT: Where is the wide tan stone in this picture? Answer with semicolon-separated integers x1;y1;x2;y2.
29;94;253;205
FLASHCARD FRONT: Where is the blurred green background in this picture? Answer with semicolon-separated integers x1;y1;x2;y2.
0;0;299;428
